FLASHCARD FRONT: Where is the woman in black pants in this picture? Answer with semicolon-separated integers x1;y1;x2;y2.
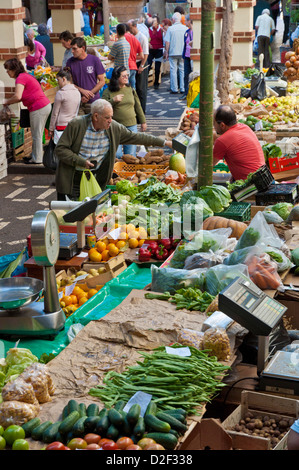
148;16;164;90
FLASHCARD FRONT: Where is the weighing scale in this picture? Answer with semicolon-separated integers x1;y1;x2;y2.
0;210;65;337
172;132;192;155
50;189;111;259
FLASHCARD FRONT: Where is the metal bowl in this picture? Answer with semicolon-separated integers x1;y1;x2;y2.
0;277;44;310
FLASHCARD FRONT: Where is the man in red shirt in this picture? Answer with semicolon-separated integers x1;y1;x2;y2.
125;25;144;89
213;105;265;181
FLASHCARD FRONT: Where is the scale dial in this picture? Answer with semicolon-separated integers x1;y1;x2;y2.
31;210;60;266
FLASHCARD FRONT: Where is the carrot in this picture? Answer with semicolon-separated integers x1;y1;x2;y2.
251;271;267;290
256;263;281;289
247;255;259;275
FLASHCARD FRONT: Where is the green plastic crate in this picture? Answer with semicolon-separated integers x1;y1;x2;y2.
11;128;24;148
214;201;251;221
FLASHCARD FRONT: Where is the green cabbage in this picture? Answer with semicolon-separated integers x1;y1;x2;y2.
0;348;38;395
270;203;293;221
115;180;138;200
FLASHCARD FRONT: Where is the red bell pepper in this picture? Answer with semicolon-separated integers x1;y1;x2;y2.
148;241;159;253
139;247;152;262
170;237;180;248
159;238;172;250
154;246;169;260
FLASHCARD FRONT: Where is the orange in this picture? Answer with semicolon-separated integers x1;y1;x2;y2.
138;239;145;247
70;294;78;305
119;231;129;240
78;296;88;306
77;290;89;300
101;249;110;261
72;285;85;296
108;244;119;257
138;227;148;239
89;250;102;262
88;288;98;299
129;238;139;249
95;241;106;253
61;295;73;306
116;240;126;250
126;224;136;232
128;230;140;240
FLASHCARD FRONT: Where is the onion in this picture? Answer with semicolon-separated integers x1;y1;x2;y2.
285;51;295;60
285;60;291;67
294;61;299;68
288;66;296;75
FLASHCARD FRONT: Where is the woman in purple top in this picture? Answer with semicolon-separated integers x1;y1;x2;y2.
66;37;106;115
181;16;193;100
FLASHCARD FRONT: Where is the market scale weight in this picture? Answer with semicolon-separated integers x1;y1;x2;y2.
0;210;65;337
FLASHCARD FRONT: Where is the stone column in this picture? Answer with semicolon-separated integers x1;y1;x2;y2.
48;0;83;67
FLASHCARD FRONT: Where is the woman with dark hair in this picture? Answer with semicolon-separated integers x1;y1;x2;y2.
102;65;147;157
49;68;81;144
3;58;51;164
35;23;54;66
147;15;164;90
24;36;47;70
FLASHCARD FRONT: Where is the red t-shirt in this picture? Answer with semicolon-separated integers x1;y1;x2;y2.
124;33;143;70
148;26;164;50
16;73;50;112
213;123;265;181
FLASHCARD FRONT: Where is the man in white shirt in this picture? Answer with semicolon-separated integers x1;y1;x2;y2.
128;19;149;113
137;13;150;39
164;12;188;94
255;9;276;68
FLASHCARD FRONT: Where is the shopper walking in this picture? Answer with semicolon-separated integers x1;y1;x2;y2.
147;16;164;90
282;0;291;44
255;9;275;68
181;15;193;100
164;12;188;94
3;58;51;164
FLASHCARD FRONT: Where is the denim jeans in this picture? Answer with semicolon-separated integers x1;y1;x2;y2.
129;70;137;89
169;56;185;93
116;124;138;158
184;57;193;96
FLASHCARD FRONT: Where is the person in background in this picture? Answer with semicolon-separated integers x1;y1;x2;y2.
54;99;172;201
108;23;131;71
3;58;51;164
102;65;146;158
81;7;92;36
255;9;275;68
48;68;81;144
181;15;193;100
35;23;54;66
174;5;186;25
137;13;150;39
270;0;280;27
124;24;144;89
59;30;74;68
213;105;265;181
66;36;106;115
147;15;164;90
287;419;299;449
128;19;149;114
24;36;46;70
161;18;172;36
164;12;188;94
282;0;291;44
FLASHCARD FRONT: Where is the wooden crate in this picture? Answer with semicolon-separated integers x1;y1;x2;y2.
83;252;127;279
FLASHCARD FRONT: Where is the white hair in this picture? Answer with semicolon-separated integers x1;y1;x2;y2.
91;99;112;115
262;9;270;15
172;12;181;22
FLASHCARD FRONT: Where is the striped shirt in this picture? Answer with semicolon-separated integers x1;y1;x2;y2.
109;37;130;70
77;121;110;170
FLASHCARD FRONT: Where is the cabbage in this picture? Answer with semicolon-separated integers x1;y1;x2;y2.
115;180;138;200
270;203;293;221
0;348;38;394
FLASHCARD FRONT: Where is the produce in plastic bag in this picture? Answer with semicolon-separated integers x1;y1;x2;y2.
247;253;282;290
0;400;39;427
204;263;249;296
151;264;206;294
201;328;231;361
177;329;203;349
269;202;293;221
0;347;38;393
264;246;294;272
19;363;55;403
223;245;262;266
184;249;229;270
236;211;283;251
263;210;283;224
2;378;39;406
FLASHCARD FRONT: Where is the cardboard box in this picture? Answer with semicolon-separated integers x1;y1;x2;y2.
222;391;299;450
269;154;299;173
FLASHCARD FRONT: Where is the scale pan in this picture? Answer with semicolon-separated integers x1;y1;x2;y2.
0;277;44;310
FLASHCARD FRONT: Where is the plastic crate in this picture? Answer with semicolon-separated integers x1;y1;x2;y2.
251;164;274;192
214;201;251;221
113;161;167;178
255;183;299;206
11;128;24;148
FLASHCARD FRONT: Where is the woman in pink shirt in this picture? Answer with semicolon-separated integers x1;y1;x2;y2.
25;37;46;70
3;58;51;164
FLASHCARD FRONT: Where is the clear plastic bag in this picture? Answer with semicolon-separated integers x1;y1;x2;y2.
204;263;249;296
236;211;283;251
0;400;39;428
151;264;206;294
264;246;294;272
2;377;39;405
246;252;283;290
184;248;229;270
19;363;55;403
177;328;204;349
201;327;231;361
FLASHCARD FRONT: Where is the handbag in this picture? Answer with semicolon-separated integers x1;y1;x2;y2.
43;138;58;171
79;170;102;201
20;108;30;128
250;72;266;101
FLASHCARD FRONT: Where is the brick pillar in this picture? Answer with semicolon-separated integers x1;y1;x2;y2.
48;0;83;67
0;0;26;115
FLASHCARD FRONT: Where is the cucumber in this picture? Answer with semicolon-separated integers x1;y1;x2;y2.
132;416;145;438
95;415;110;435
72;416;88;437
22;417;41;437
78;403;87;417
127;403;141;425
86;403;99;417
145;432;178;450
121;415;132;436
62;404;70;420
98;407;109;419
163;408;187;418
84;416;101;433
144;414;171;433
43;421;62;443
106;423;119;440
67;399;80;414
156;412;188;434
59;410;80;435
114;400;126;411
31;421;53;441
108;408;124;427
145;401;157;416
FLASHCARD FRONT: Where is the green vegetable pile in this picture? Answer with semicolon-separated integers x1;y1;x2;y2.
0;348;38;398
226;173;254;192
115;180;138;201
89;345;229;415
169;232;223;269
132;181;181;206
262;143;282;161
145;288;215;312
198;185;231;213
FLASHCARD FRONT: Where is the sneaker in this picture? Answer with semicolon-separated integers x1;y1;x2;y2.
170;90;178;94
180;94;187;100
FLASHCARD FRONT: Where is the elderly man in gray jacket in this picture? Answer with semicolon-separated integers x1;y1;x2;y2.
55;99;172;200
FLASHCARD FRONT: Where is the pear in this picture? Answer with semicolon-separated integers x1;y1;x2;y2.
98;267;106;274
89;268;99;277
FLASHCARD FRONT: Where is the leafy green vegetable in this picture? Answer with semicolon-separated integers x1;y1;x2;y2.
266;251;283;263
145;288;215;312
198;185;231;213
115;180;138;200
262;143;282;161
270;202;293;221
226;173;254;192
111;193;130;206
0;348;38;396
180;191;214;233
235;227;260;250
132;181;181;206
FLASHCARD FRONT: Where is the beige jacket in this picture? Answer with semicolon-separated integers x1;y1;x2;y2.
49;83;81;132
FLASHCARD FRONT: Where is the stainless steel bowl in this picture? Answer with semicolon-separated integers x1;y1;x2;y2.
0;277;44;310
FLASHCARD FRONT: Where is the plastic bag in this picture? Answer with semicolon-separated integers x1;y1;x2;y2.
0;105;14;124
19;363;55;403
151;264;206;294
201;327;231;361
250;72;266;101
43;138;57;171
264;246;294;272
0;400;39;427
185;124;199;178
2;378;39;405
79;170;102;201
235;211;283;251
204;263;249;296
177;329;204;349
246;252;282;290
184;249;229;270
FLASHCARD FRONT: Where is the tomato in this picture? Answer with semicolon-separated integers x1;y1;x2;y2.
0;436;6;450
0;425;4;436
67;438;87;450
144;443;165;450
3;425;25;446
86;443;100;450
125;444;142;450
116;437;134;450
12;439;30;450
84;433;101;445
101;441;119;450
137;438;156;449
46;441;67;450
98;438;114;447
